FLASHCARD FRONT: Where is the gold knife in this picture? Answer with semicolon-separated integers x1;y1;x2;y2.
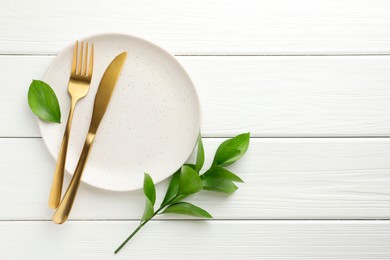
53;51;128;224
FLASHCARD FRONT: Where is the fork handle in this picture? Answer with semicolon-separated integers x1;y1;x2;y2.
48;100;77;209
52;133;95;224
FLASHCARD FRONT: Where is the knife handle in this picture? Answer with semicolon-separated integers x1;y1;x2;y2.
52;133;95;224
49;100;76;209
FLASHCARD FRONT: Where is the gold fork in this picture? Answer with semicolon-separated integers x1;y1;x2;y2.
48;41;94;209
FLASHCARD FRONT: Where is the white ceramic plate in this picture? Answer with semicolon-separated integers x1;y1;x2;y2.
39;33;201;191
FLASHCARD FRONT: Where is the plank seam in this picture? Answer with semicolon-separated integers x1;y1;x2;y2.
3;53;390;57
1;219;390;222
2;136;390;139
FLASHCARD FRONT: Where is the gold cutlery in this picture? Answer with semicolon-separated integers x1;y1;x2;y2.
53;51;128;224
49;41;94;209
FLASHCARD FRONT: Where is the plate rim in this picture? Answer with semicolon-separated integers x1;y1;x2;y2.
38;32;202;192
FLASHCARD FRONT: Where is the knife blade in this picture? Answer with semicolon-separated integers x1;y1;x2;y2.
90;51;128;134
53;51;128;224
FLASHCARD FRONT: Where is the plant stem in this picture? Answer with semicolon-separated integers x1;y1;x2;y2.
114;197;176;254
114;224;143;254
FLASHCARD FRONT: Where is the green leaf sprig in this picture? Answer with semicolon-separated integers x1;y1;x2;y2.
115;132;250;254
27;80;61;123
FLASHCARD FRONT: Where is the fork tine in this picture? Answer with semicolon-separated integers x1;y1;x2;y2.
78;42;84;75
82;43;88;76
88;44;94;79
71;41;78;74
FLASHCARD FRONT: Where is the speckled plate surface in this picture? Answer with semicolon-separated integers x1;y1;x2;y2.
39;33;201;191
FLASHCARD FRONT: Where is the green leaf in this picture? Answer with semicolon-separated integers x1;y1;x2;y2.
143;173;156;205
141;173;155;221
184;164;196;170
202;177;238;194
169;194;189;205
161;169;180;207
178;165;203;196
161;165;200;208
201;165;244;183
213;147;241;167
141;198;154;221
195;133;204;172
161;202;212;218
213;133;250;167
27;80;61;123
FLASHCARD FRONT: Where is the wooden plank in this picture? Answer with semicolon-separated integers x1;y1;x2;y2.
0;221;389;259
4;55;390;137
1;138;389;220
1;0;390;54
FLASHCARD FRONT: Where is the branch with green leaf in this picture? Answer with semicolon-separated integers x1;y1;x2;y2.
115;132;250;254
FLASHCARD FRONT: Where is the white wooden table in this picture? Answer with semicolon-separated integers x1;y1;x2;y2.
1;0;390;259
